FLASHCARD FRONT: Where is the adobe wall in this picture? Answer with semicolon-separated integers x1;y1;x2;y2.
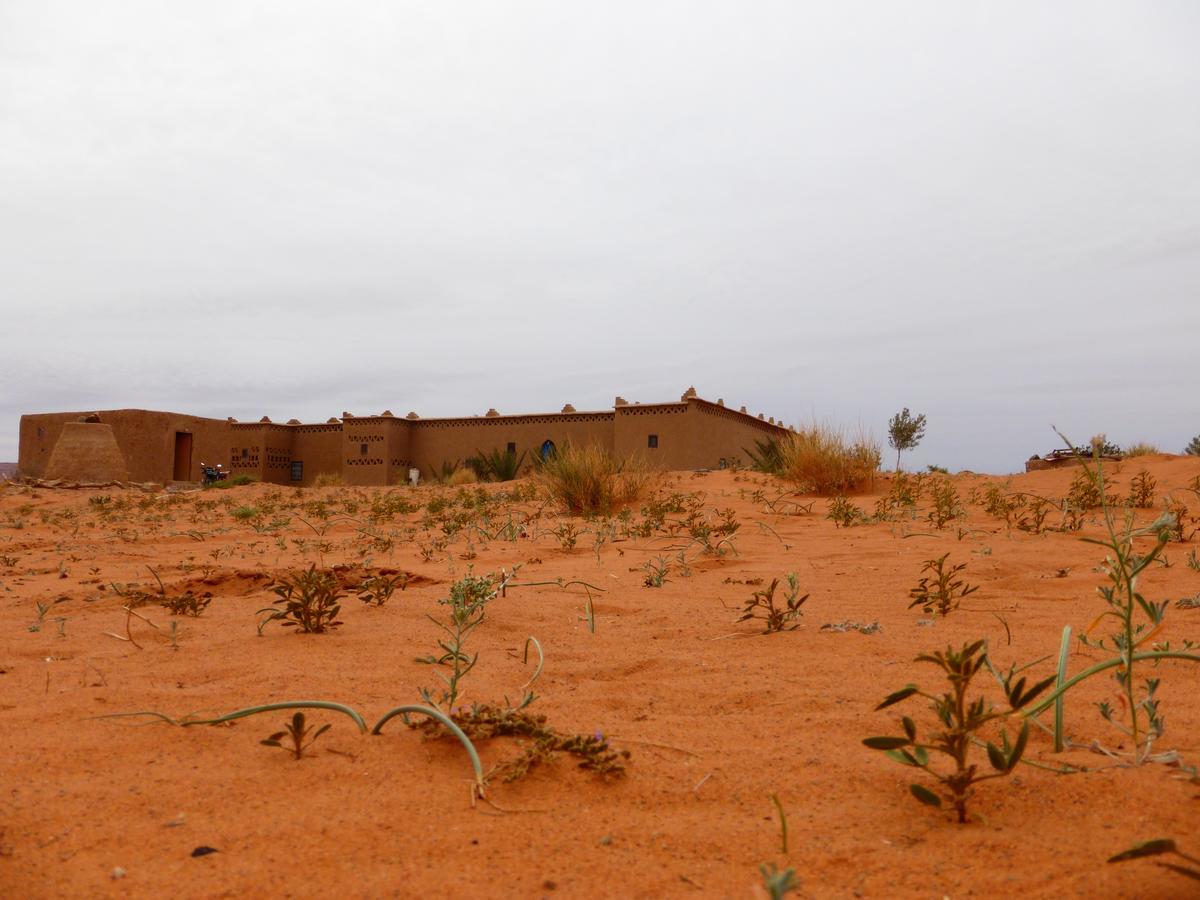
290;424;344;486
19;410;230;483
613;403;693;468
229;423;297;485
16;393;794;486
407;412;616;478
341;416;412;486
690;400;792;467
613;400;790;470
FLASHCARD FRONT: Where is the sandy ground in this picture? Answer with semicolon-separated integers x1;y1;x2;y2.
2;456;1199;899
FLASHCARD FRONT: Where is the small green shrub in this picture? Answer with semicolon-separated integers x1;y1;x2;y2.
744;437;784;474
261;711;331;760
908;553;978;617
471;447;527;482
738;575;808;633
827;495;868;527
259;565;344;633
357;572;408;606
864;640;1053;823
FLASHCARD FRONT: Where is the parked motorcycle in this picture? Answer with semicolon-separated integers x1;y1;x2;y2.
200;462;228;486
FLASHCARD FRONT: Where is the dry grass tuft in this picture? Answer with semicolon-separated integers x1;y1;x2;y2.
312;473;346;488
778;424;881;495
1122;442;1160;458
537;444;652;515
447;467;478;486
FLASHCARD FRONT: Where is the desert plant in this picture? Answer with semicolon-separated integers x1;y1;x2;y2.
738;575;808;633
159;591;213;617
1019;434;1200;762
1185;435;1200;456
744;437;784;475
259;565;345;633
261;711;331;760
888;408;927;471
1128;470;1156;508
926;477;963;529
908;553;978;617
827;495;868;527
642;556;670;587
759;863;798;899
1108;838;1200;882
864;640;1054;823
472;447;527;482
538;443;649;516
778;424;880;495
357;572;408;606
312;473;345;488
1067;469;1102;510
409;702;629;782
417;571;511;710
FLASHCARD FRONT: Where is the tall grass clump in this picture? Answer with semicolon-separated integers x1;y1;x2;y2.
778;424;881;495
537;444;651;516
1122;442;1160;458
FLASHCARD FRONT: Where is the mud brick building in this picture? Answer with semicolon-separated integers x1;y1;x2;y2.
18;388;790;486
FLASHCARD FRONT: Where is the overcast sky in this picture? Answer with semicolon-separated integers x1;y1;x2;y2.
2;2;1198;472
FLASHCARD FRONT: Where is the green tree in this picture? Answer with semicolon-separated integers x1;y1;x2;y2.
888;408;927;471
1185;434;1200;456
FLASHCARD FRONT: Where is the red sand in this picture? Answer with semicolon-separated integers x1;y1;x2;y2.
2;457;1198;898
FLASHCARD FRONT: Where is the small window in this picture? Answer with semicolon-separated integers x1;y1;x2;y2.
506;442;516;454
360;443;369;456
242;448;248;459
290;461;303;482
648;434;659;449
540;440;557;459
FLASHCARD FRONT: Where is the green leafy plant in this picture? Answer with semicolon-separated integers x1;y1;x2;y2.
642;556;670;587
1108;838;1200;882
159;590;213;617
356;571;408;606
738;575;808;633
418;571;504;710
827;495;868;528
926;477;963;529
1017;433;1200;762
887;407;927;471
259;565;345;633
759;863;798;899
1185;435;1200;456
261;711;331;760
864;640;1054;823
908;553;978;617
744;437;784;475
472;447;527;482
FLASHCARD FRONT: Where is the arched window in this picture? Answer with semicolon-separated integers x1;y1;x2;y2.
540;440;557;460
